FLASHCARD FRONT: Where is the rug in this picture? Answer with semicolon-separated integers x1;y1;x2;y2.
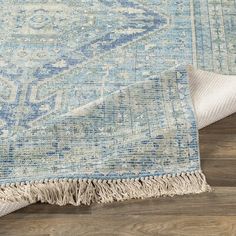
2;0;232;206
193;0;235;75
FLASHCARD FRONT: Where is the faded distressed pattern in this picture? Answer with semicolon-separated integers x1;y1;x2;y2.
193;0;236;74
0;67;200;184
0;0;225;187
0;0;193;136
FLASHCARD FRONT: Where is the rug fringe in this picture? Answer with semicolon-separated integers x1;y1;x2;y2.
0;171;211;206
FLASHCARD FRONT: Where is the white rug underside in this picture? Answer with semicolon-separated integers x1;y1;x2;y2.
189;67;236;129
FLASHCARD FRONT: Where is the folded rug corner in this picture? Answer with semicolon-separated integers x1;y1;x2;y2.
0;66;211;206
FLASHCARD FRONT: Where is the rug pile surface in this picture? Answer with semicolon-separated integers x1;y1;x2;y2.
0;0;234;207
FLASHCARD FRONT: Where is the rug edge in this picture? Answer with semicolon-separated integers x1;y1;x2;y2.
0;171;211;206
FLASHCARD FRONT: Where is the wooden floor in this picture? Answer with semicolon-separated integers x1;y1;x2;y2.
0;114;236;236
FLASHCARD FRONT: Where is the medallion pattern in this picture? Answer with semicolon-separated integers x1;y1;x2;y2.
0;0;202;182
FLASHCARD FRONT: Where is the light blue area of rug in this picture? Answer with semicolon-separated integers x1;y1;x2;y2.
0;0;199;184
0;66;200;184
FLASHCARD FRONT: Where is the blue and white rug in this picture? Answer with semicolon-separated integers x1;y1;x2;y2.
1;0;233;206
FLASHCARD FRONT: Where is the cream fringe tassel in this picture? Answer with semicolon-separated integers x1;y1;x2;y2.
0;171;211;206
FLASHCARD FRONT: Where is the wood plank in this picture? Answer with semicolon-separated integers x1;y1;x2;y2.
198;114;236;187
0;215;236;236
200;133;236;159
199;113;236;134
202;160;236;186
199;113;236;160
3;187;236;217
